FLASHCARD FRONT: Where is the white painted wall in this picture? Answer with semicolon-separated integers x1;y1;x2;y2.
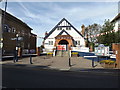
44;19;85;52
113;18;120;32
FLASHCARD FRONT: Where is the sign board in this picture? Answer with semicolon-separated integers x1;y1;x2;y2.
57;45;66;51
0;43;3;48
71;47;89;52
11;37;23;41
11;38;16;40
95;46;109;56
18;37;23;41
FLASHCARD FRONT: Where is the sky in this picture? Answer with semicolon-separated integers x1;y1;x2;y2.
0;0;119;46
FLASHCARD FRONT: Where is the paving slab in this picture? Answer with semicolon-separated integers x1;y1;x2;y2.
1;56;104;70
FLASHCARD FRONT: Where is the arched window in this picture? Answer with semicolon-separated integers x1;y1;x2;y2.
3;24;9;32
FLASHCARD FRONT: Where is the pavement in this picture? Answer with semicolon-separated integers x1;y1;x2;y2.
1;56;104;71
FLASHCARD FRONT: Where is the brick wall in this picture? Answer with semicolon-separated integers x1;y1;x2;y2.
2;10;36;56
112;43;120;69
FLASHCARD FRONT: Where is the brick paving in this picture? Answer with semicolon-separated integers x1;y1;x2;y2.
1;56;103;70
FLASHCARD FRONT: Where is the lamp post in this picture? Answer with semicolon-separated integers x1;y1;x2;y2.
15;34;19;62
0;11;3;61
0;0;7;61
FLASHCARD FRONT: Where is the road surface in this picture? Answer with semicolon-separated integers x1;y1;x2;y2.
2;65;120;88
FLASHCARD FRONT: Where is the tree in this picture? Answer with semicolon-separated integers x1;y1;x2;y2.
84;23;102;51
115;30;120;43
97;19;115;49
85;23;102;43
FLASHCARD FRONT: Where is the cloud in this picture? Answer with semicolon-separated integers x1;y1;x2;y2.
5;0;120;2
3;2;118;46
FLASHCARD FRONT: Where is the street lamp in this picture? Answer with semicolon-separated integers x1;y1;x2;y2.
0;0;7;61
15;34;19;62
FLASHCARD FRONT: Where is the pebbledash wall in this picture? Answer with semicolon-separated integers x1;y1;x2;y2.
43;18;85;52
1;9;37;56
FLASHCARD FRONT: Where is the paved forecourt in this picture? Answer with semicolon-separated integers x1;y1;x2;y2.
1;56;103;70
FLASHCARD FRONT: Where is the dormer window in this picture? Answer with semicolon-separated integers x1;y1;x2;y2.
66;27;68;30
66;27;71;30
69;27;71;30
57;27;62;30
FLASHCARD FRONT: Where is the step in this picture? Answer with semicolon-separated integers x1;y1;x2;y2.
56;51;69;57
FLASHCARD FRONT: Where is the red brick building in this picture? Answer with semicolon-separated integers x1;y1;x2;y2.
1;9;37;56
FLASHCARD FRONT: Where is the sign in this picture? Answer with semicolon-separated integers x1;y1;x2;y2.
95;46;109;56
11;37;23;41
0;43;3;48
18;37;23;41
57;45;66;51
11;38;16;40
71;47;89;52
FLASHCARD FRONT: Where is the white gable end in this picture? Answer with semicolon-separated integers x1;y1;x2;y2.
61;32;67;35
43;18;85;52
59;20;70;26
46;19;83;39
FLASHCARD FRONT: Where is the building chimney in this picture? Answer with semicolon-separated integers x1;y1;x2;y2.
81;24;85;36
45;31;48;36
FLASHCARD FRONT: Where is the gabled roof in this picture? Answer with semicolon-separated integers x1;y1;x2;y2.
58;29;70;36
111;13;120;23
44;18;84;39
1;9;33;30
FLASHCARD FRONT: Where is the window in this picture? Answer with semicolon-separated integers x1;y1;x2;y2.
76;41;80;45
4;24;9;32
8;27;11;32
60;27;62;30
57;27;62;30
57;27;59;30
21;30;25;36
77;41;80;45
75;41;77;45
49;41;53;45
66;27;68;30
69;27;71;30
66;27;71;30
12;27;16;33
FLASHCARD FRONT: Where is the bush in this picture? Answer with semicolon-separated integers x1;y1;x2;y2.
100;60;116;64
47;52;53;55
71;52;78;55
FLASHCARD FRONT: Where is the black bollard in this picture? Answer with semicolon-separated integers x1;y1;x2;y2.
92;58;94;68
69;57;71;67
30;55;33;64
13;57;16;63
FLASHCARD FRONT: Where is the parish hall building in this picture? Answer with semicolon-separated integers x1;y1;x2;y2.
43;18;86;53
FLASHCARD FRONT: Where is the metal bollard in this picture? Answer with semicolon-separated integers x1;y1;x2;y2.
69;57;71;67
92;58;94;68
13;57;16;63
30;55;33;64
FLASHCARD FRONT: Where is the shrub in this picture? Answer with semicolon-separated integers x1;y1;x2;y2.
100;60;116;64
47;52;53;55
72;52;78;55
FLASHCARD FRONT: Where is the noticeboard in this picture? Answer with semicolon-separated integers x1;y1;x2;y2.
95;46;109;56
57;45;66;51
